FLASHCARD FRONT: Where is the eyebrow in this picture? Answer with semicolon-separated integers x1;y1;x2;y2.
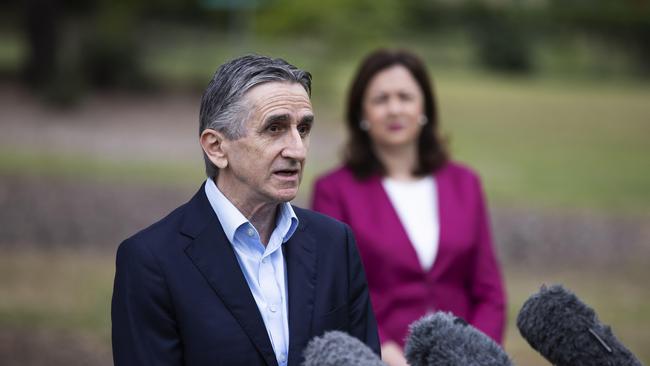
300;114;315;125
262;113;291;128
262;113;315;128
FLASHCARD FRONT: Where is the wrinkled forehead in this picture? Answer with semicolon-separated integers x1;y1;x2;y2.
244;81;313;114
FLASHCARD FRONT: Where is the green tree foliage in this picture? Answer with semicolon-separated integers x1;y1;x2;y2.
547;0;650;75
463;1;534;73
80;0;145;88
253;0;407;43
11;0;650;106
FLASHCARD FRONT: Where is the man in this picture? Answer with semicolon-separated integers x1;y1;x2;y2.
111;55;380;366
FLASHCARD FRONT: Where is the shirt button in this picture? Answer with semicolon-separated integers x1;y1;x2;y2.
247;228;255;237
269;305;277;313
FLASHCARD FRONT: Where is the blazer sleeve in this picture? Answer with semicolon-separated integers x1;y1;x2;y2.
112;238;183;365
467;176;507;344
344;224;382;356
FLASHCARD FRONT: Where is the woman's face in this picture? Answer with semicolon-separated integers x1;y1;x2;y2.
362;64;425;151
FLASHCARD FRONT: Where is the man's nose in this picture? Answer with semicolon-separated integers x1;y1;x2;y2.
281;128;307;161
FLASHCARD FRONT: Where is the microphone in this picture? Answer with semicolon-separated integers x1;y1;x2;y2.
302;330;386;366
517;284;642;366
404;312;513;366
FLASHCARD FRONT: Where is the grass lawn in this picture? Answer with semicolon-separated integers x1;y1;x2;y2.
436;75;650;213
0;251;113;340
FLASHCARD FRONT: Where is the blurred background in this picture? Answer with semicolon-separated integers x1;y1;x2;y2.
1;0;649;364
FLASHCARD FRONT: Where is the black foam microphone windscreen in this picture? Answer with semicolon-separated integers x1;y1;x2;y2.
404;312;513;366
302;331;386;366
517;284;643;366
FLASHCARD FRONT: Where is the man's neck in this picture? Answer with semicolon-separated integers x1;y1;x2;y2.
245;203;279;246
214;177;279;246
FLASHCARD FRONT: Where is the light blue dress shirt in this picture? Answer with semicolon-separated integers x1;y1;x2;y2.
205;178;298;366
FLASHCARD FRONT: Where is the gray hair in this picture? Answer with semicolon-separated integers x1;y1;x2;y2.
199;54;312;178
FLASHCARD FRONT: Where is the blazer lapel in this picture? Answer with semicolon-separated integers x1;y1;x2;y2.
182;185;278;366
369;175;426;272
430;166;449;279
284;213;317;365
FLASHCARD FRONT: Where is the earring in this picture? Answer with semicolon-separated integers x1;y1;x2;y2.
419;115;428;126
359;119;370;131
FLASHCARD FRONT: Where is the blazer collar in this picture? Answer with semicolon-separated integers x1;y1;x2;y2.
284;210;317;365
182;184;279;366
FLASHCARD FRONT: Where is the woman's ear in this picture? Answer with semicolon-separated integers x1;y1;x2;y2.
200;129;229;169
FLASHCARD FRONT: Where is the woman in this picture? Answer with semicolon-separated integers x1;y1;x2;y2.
311;49;506;365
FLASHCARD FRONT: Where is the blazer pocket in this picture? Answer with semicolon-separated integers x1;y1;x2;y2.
315;303;349;333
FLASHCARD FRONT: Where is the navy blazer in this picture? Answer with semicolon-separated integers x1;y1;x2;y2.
111;184;380;365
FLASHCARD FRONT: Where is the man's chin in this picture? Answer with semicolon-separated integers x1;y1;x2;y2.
272;188;299;203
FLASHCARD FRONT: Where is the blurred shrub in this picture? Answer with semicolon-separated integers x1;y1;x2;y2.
463;1;534;74
547;0;650;76
80;35;144;89
78;0;148;89
10;0;650;106
253;0;406;45
41;60;85;107
39;0;150;105
21;0;59;88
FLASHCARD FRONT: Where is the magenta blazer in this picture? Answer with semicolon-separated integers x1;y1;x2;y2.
311;161;506;346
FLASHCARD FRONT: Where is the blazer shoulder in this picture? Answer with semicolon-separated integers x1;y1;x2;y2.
118;199;191;257
438;160;483;186
439;160;479;178
292;205;348;232
291;206;354;261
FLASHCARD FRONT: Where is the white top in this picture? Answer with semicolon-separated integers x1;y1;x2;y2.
382;176;439;271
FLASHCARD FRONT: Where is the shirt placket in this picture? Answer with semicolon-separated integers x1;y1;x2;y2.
259;251;288;365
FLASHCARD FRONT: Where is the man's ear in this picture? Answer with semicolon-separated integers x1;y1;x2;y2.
200;129;229;169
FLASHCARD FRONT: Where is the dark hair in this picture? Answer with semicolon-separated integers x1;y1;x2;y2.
199;54;312;178
344;49;448;179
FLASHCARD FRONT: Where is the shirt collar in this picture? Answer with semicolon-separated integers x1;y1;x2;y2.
204;178;299;245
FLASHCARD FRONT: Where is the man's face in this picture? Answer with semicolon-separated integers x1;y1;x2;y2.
217;82;314;207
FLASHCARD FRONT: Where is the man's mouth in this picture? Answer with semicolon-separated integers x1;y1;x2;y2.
273;169;300;177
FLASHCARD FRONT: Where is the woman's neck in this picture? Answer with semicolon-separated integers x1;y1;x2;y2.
374;143;419;181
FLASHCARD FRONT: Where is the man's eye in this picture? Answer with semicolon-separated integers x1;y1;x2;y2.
267;124;282;133
297;124;312;136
